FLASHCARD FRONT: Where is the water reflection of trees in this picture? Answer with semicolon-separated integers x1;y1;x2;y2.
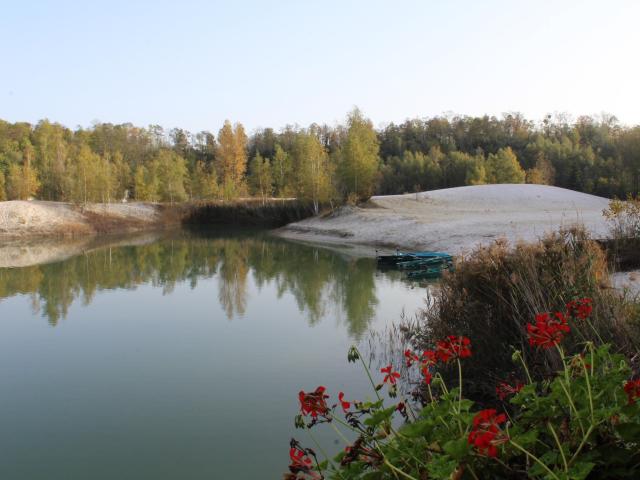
0;232;381;337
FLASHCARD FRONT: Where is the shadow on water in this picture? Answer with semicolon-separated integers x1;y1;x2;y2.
0;228;396;338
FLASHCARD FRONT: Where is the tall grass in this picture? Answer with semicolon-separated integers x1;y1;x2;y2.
408;227;639;400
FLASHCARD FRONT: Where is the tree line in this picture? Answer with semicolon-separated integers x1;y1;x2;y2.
1;109;639;208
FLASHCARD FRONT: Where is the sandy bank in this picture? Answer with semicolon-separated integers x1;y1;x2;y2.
0;201;177;240
277;184;612;254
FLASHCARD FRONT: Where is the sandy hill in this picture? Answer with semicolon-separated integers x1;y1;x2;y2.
278;184;612;254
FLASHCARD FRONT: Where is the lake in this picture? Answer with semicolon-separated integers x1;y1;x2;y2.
0;229;427;479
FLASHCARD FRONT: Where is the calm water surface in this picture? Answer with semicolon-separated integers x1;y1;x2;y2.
0;230;427;479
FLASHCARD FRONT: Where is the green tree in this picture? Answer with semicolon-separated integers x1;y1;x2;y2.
248;153;273;203
153;150;187;203
134;165;158;201
216;120;247;199
292;133;333;214
6;141;40;200
337;108;380;201
191;161;219;200
0;169;5;201
111;151;131;201
69;145;108;203
271;144;293;197
485;147;526;184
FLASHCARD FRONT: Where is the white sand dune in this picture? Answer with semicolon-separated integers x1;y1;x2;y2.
278;184;612;254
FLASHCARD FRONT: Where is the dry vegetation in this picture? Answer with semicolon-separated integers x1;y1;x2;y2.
407;227;640;400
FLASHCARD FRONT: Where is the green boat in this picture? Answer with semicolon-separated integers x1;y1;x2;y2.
397;257;452;270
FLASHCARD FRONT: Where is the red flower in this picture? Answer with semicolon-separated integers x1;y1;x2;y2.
299;386;329;418
567;298;593;320
527;312;570;349
381;365;401;385
420;364;433;385
288;447;321;479
422;349;438;365
338;392;351;413
624;379;640;405
468;409;508;457
289;447;313;470
435;336;472;362
404;349;420;367
496;381;524;400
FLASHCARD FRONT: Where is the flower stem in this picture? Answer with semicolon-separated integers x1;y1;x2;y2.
547;422;568;472
384;458;419;480
457;358;463;413
580;355;595;423
509;438;561;480
355;346;382;401
515;351;533;384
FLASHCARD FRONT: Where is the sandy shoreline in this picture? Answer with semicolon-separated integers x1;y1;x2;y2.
0;200;179;240
277;184;612;255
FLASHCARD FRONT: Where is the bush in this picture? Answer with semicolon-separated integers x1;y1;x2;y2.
412;228;638;400
286;301;640;479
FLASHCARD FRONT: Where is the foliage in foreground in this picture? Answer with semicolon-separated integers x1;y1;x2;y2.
286;299;640;479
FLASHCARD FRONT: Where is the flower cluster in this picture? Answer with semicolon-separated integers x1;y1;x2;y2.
286;441;322;480
624;379;640;405
496;380;524;400
404;337;472;387
299;386;329;418
527;312;570;349
566;298;593;320
467;409;509;457
435;335;472;362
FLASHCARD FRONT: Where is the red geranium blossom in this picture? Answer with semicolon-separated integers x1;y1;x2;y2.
496;381;524;400
338;392;351;413
420;364;433;385
468;409;509;457
624;379;640;405
422;349;438;365
299;386;329;418
527;312;570;349
381;365;401;385
288;447;321;479
435;336;472;362
567;298;593;320
404;349;420;367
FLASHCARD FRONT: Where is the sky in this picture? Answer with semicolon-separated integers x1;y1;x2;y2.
1;0;639;133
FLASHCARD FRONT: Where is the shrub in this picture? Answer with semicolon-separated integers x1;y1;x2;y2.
412;228;638;400
285;300;640;479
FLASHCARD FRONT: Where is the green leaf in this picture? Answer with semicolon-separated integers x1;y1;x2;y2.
615;423;640;441
364;405;396;427
443;437;470;461
567;461;595;480
426;454;458;480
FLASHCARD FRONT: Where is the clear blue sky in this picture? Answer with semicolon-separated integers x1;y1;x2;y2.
1;0;638;133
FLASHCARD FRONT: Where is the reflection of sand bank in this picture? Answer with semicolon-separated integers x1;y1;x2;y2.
278;184;611;254
0;232;164;268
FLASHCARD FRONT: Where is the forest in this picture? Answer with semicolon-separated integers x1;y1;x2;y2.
1;109;639;208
